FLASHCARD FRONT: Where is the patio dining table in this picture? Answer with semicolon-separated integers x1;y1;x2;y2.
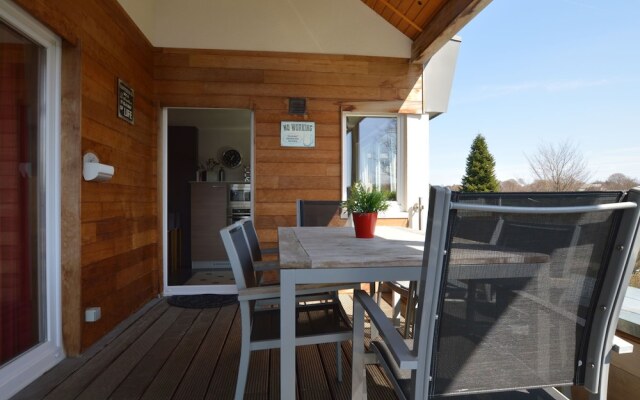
277;226;549;400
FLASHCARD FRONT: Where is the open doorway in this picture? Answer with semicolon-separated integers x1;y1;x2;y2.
163;108;253;295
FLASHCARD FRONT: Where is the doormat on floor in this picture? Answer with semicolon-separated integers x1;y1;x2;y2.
167;294;238;309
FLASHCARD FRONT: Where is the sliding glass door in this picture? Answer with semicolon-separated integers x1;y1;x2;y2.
0;14;45;369
0;2;61;397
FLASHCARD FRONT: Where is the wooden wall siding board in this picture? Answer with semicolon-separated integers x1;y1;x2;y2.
255;149;340;164
154;66;265;83
263;69;418;88
187;54;371;75
157;80;394;101
254;111;339;124
14;0;159;351
256;136;340;152
256;163;338;176
256;203;298;216
257;190;342;203
277;176;341;189
156;94;255;109
81;184;155;204
254;176;280;189
255;215;297;229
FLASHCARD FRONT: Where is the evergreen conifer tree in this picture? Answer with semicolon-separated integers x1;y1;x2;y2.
461;134;500;192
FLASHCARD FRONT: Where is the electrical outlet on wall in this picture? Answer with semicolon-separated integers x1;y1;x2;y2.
85;307;101;322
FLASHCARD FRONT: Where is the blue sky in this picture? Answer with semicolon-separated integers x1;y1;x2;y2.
429;0;640;186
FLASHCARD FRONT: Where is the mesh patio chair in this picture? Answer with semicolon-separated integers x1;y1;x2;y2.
352;186;640;400
238;218;279;285
237;218;354;301
296;199;348;227
220;223;353;399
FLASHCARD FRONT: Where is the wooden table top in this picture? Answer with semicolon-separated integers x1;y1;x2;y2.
278;226;550;270
278;226;425;269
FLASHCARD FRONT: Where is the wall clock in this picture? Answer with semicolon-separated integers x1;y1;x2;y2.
220;148;242;169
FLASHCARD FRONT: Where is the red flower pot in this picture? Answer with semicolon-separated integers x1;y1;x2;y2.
352;212;378;238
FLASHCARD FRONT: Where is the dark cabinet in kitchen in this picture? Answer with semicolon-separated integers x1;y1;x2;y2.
168;126;198;270
190;183;228;263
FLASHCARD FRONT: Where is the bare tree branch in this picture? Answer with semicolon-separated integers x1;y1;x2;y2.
525;141;591;191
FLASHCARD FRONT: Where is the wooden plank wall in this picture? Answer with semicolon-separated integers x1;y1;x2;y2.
154;48;423;247
14;0;158;351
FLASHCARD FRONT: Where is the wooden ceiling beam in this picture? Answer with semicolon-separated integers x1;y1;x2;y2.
410;0;492;64
376;0;423;33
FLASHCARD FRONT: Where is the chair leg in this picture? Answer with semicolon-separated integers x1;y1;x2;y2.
235;344;250;400
391;291;402;327
370;281;379;338
336;342;343;382
236;308;252;400
369;281;377;297
403;281;417;338
352;295;367;398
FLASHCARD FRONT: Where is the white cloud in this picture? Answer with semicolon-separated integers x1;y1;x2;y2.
458;78;613;104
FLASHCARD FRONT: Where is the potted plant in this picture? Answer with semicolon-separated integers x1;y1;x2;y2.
343;182;389;238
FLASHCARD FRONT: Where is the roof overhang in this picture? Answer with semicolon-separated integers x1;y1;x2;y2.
118;0;491;63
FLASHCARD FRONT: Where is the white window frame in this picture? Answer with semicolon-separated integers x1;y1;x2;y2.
341;112;408;217
0;2;63;398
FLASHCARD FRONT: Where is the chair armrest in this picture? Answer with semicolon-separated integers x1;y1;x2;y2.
354;290;417;370
238;286;281;301
296;283;359;295
254;260;279;272
239;283;358;302
613;335;634;354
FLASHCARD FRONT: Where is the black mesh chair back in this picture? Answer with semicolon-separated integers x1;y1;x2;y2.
239;219;263;261
220;224;257;291
296;200;346;227
422;190;640;397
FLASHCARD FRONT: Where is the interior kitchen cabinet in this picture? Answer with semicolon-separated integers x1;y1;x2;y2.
167;126;198;271
190;182;228;264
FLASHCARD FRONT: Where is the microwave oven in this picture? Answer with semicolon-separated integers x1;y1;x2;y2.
229;184;251;205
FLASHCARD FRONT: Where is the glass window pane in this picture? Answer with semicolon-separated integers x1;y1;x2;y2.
346;116;397;197
0;20;44;366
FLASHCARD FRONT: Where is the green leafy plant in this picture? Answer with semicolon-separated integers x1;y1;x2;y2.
343;182;390;214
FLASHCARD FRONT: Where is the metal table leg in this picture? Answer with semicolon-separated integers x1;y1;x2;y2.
280;269;296;400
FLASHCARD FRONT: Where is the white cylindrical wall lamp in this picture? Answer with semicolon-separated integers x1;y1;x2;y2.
83;152;114;182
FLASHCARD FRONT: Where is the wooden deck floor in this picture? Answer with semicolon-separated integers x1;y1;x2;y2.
13;294;399;400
